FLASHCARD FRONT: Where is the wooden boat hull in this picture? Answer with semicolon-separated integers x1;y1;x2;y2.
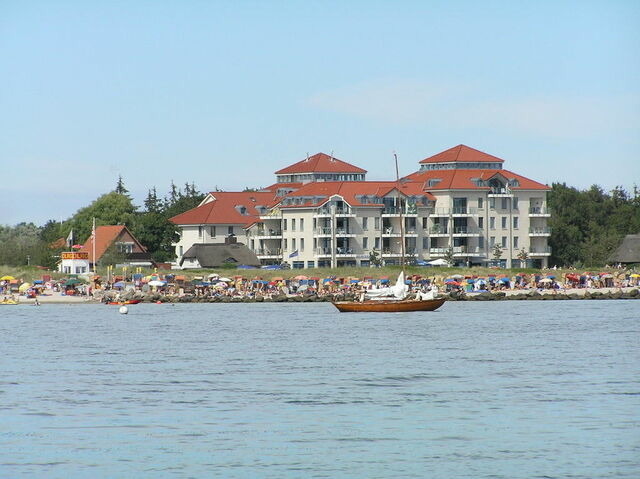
106;299;141;305
332;297;446;313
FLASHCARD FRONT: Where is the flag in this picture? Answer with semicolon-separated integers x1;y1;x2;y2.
288;250;299;258
66;229;74;248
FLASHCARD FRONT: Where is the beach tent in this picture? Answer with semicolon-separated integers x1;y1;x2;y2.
427;258;449;266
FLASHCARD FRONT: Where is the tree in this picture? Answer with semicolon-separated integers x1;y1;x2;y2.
368;249;382;267
492;244;503;261
443;247;455;266
115;175;129;195
517;248;529;268
68;192;137;243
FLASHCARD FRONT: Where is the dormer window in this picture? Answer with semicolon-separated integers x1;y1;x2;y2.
427;178;442;187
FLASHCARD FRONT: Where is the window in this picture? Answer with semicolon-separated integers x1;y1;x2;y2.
307;261;315;268
513;217;519;229
179;245;183;256
292;239;296;251
228;226;234;235
363;237;368;249
292;261;304;269
283;219;287;231
490;217;495;229
198;226;203;238
501;236;507;247
478;197;483;209
422;217;428;229
479;236;484;249
490;236;495;247
422;237;429;249
513;236;519;248
501;217;507;229
362;217;368;230
300;218;304;231
501;198;508;209
300;238;304;251
374;217;380;230
479;217;484;229
489;197;496;209
210;226;216;237
284;239;288;250
292;219;296;231
313;218;317;230
374;237;380;249
513;197;519;210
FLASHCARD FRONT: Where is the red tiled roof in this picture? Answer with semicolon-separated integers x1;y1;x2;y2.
170;191;278;226
275;152;367;175
404;168;550;190
276;181;435;208
79;225;147;263
419;144;505;164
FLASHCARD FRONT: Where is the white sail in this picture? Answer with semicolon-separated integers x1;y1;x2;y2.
364;271;408;300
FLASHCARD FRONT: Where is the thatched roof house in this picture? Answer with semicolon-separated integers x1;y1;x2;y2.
609;234;640;264
180;237;261;269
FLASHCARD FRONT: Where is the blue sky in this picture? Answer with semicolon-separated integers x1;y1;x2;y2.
1;0;639;226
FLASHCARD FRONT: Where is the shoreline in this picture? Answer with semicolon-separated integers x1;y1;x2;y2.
6;287;640;304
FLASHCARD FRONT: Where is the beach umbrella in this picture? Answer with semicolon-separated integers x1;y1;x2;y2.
64;279;82;286
218;277;232;282
294;275;308;280
0;275;15;281
148;280;166;287
630;273;640;278
18;282;31;292
539;278;552;283
113;281;125;288
33;280;44;284
272;277;284;281
451;274;463;279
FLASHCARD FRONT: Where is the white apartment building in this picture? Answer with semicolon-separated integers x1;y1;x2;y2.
171;146;552;269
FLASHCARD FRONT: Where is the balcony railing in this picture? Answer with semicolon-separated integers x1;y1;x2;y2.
529;247;552;255
254;249;282;257
529;227;552;235
382;204;418;215
429;226;448;234
315;227;332;235
316;247;332;256
452;227;482;235
255;229;282;237
488;187;512;195
529;207;552;215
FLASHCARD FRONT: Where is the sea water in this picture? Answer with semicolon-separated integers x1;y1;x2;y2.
1;300;638;478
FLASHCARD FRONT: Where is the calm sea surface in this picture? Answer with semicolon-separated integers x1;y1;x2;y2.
1;300;639;478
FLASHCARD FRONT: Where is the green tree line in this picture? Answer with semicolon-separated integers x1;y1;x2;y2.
548;183;640;267
0;177;204;268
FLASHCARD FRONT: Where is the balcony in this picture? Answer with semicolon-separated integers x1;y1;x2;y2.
313;207;355;218
429;207;478;216
315;248;332;257
529;227;552;236
381;248;416;257
487;187;513;197
529;247;552;256
528;207;552;217
254;249;282;259
452;227;483;237
336;229;356;237
428;226;449;236
382;227;402;237
429;246;483;257
254;229;282;239
314;227;332;237
382;205;418;217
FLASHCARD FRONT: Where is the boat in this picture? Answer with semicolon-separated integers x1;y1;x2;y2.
331;154;446;313
106;299;141;305
0;299;18;305
333;297;446;313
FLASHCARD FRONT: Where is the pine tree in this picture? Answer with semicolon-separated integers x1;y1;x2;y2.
115;175;129;195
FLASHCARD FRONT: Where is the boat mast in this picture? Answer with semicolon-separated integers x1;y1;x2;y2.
394;153;406;274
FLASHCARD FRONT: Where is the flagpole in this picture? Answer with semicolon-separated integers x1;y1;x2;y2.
92;217;96;273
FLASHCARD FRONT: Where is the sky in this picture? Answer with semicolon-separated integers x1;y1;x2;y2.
1;0;639;226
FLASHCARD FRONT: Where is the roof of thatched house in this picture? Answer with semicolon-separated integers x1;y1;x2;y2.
609;234;640;264
180;242;261;268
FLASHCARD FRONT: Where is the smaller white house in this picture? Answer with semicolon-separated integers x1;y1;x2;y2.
58;251;91;274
